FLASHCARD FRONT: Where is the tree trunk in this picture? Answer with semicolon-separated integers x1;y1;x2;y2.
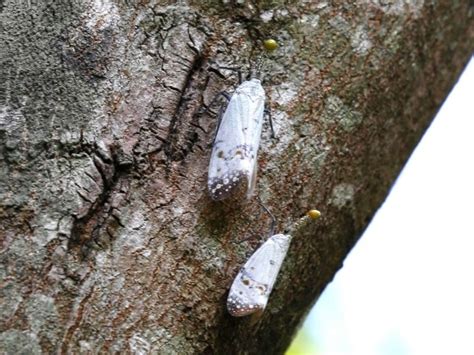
0;1;472;354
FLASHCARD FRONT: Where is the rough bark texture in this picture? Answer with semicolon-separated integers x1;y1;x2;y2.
0;0;472;354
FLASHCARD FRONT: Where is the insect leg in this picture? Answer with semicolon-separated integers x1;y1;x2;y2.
200;90;230;115
216;66;243;84
236;197;276;244
264;108;276;139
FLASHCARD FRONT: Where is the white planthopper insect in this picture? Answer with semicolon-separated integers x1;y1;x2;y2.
207;76;274;201
227;232;292;317
207;40;279;201
227;204;321;317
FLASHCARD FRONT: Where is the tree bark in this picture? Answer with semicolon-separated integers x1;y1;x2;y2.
0;1;472;354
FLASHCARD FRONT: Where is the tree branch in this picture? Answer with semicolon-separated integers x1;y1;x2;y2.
0;1;472;353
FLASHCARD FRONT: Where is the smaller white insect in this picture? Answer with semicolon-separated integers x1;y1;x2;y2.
226;203;322;317
207;77;273;201
227;233;292;317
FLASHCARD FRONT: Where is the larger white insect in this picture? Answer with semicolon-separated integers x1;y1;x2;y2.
207;78;267;201
227;233;292;317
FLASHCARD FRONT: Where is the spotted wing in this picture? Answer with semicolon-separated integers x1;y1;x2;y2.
208;79;265;201
227;234;292;317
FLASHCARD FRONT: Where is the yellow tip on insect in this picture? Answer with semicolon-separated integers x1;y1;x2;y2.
307;209;321;220
263;39;278;51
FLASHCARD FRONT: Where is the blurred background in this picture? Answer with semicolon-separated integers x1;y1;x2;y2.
287;57;474;355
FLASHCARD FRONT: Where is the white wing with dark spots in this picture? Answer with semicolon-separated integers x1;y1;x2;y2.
208;78;265;201
227;234;292;317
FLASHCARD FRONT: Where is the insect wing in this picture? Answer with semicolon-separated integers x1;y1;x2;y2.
208;79;265;200
227;234;292;317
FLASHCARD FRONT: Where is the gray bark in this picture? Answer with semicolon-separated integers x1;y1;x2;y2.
0;0;472;354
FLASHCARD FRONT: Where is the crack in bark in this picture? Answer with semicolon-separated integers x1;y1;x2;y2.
162;46;207;162
68;143;132;255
